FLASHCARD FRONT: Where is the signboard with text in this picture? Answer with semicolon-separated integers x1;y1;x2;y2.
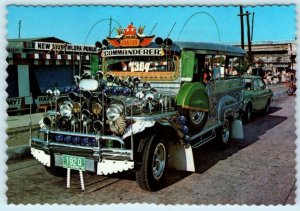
35;42;98;53
101;48;164;57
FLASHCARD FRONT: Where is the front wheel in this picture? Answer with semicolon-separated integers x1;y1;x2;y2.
263;100;271;114
136;134;168;191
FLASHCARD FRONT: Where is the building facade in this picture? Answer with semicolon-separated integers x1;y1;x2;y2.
6;37;99;104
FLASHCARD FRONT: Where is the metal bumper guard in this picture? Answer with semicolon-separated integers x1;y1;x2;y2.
30;130;134;175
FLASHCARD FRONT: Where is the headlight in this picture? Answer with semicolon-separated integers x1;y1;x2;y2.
93;120;103;132
59;101;73;117
72;102;81;113
106;103;124;121
53;88;60;96
92;103;102;115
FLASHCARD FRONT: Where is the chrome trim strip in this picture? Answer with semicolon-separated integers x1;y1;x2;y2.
31;138;133;156
32;138;96;150
126;111;178;121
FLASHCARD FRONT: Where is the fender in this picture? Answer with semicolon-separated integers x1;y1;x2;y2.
242;90;254;110
243;98;253;111
217;95;240;122
130;121;195;172
155;122;195;172
167;142;195;172
176;82;209;112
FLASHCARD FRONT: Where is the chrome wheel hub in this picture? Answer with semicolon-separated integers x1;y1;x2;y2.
152;143;166;180
190;111;205;125
222;119;230;144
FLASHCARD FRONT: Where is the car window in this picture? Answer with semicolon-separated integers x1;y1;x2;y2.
254;79;265;90
253;79;259;89
243;78;252;90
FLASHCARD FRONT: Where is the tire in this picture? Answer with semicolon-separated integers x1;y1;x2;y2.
183;109;208;133
44;166;67;177
216;118;232;148
243;103;252;123
263;99;271;114
136;134;168;191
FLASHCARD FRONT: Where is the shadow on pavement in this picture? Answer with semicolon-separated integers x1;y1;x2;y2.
81;107;287;190
193;112;287;173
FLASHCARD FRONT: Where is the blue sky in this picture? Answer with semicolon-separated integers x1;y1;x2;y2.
6;5;296;45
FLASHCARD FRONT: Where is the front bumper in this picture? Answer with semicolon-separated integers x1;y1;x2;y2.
30;129;134;175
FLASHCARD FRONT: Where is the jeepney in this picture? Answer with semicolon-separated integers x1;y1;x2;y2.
30;23;246;191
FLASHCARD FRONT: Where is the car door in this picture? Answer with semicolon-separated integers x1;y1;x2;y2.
256;78;270;109
252;79;261;111
253;78;269;109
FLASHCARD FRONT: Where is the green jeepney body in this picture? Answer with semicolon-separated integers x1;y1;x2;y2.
175;42;246;117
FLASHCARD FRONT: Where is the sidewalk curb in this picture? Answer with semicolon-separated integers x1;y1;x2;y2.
7;124;40;135
6;144;31;163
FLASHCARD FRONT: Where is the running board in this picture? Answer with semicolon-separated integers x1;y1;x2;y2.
190;124;222;149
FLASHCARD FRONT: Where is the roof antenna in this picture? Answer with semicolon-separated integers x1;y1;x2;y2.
166;22;176;38
149;22;157;35
109;16;112;36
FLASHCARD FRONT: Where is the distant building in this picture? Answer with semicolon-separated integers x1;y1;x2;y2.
237;40;297;71
6;37;99;104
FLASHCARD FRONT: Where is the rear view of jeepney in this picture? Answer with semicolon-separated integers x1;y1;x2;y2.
30;23;245;191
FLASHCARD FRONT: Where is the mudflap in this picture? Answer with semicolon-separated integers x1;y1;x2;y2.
167;141;195;172
231;119;244;139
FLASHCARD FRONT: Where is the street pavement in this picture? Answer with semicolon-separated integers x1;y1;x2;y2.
5;83;289;161
6;92;296;204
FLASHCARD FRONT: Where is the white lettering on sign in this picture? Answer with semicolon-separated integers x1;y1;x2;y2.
35;42;98;53
37;96;49;103
128;61;150;72
8;99;21;105
102;48;164;57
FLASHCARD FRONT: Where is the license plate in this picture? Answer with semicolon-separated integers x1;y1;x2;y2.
62;154;86;171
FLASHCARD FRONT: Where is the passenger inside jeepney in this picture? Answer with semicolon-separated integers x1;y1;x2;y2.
193;54;209;84
203;69;211;84
213;64;221;79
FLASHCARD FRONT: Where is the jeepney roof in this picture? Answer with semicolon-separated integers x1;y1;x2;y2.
172;42;246;57
105;41;246;57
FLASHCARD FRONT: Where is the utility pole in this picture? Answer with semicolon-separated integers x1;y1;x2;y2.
238;6;245;49
245;11;252;64
251;12;255;42
18;20;21;38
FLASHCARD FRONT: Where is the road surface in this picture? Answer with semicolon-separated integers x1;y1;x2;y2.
6;94;296;205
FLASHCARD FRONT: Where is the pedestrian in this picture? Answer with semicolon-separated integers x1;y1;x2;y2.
286;72;291;87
